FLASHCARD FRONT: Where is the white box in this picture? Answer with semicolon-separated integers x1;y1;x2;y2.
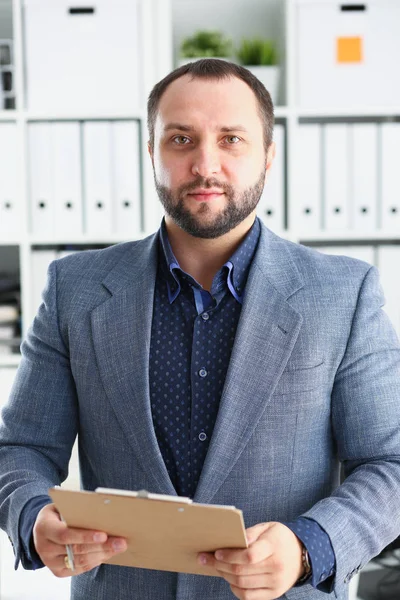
23;0;142;112
296;0;400;107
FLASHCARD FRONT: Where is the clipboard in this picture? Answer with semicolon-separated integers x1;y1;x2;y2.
49;487;248;576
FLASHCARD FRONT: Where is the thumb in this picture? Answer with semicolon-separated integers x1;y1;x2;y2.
245;521;273;545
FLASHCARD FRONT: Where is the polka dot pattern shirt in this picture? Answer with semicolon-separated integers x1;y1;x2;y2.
148;216;336;590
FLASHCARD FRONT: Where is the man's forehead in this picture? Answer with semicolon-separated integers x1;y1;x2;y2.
156;74;260;127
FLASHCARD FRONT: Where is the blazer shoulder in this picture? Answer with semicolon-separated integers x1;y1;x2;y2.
282;237;374;281
54;234;157;281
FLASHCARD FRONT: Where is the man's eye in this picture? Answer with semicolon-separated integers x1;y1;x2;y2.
173;136;190;145
225;135;240;144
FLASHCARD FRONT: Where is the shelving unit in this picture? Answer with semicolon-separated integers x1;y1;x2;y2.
0;0;399;370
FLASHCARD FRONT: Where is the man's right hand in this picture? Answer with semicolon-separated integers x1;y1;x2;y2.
32;503;128;577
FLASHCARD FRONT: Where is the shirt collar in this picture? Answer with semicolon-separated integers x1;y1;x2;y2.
158;217;261;305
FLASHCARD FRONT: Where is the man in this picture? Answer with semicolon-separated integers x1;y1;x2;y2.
1;59;400;600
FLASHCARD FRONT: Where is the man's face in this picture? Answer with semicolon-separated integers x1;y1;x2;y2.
149;74;275;239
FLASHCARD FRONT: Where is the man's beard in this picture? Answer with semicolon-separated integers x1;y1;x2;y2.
154;169;266;239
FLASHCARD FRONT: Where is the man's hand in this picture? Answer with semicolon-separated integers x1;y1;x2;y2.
198;522;305;600
33;504;128;577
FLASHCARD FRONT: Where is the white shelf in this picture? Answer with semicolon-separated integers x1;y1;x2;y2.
0;110;18;120
296;106;400;119
25;110;147;121
298;231;400;243
28;233;149;245
0;355;21;367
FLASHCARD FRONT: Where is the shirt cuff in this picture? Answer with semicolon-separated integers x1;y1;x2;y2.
283;516;336;593
19;495;53;570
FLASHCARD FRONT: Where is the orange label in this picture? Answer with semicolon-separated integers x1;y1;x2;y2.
337;36;363;63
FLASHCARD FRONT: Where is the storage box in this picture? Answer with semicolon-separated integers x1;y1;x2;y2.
23;0;143;112
295;0;400;107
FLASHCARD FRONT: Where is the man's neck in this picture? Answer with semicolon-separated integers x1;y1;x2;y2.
164;213;256;292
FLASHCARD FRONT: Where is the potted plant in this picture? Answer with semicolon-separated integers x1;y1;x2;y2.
178;30;233;67
236;38;280;104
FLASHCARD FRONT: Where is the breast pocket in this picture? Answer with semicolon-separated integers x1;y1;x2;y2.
273;360;327;395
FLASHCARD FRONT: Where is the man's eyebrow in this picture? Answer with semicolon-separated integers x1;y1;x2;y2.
163;123;249;133
164;123;194;132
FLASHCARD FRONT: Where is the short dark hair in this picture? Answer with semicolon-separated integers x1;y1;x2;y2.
147;59;274;153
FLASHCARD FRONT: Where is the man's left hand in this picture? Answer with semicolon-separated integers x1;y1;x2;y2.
197;522;305;600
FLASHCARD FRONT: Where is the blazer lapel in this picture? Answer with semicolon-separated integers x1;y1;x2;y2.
194;225;304;505
91;234;176;496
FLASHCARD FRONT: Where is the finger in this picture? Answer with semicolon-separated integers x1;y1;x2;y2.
215;560;273;577
245;522;271;544
51;526;109;546
35;505;109;546
214;538;273;565
221;571;271;590
230;583;275;600
69;536;127;556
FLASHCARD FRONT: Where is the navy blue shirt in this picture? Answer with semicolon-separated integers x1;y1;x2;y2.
19;217;335;591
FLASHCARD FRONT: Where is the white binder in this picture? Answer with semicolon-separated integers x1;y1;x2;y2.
380;123;400;231
323;124;350;231
28;122;54;236
30;250;58;323
53;122;83;237
111;121;141;237
293;123;321;234
376;246;400;339
350;123;378;231
257;123;285;233
83;121;113;236
0;122;20;235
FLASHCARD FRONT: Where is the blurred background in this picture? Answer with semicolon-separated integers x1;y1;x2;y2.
0;0;399;598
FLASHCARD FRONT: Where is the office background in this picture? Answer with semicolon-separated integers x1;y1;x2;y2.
0;0;399;598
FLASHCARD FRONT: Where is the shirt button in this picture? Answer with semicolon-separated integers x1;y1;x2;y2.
201;312;209;321
199;368;208;378
199;432;207;441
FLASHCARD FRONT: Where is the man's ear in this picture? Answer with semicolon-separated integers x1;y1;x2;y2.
265;141;276;178
147;141;154;166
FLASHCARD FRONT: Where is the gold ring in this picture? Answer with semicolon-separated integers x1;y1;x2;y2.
64;554;73;570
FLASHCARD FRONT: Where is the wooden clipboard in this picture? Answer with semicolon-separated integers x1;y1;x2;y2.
49;487;247;576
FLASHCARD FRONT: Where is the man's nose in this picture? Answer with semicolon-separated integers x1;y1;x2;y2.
191;144;221;177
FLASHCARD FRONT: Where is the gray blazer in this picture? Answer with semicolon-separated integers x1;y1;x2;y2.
1;221;400;600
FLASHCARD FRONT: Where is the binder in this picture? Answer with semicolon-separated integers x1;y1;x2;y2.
49;487;247;577
293;123;322;234
0;122;20;235
323;124;350;231
31;250;58;323
380;123;400;231
257;123;285;233
83;122;113;236
350;123;378;231
111;121;141;237
28;123;54;236
376;245;400;338
53;122;83;237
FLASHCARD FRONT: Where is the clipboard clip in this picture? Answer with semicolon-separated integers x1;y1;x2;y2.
136;489;150;499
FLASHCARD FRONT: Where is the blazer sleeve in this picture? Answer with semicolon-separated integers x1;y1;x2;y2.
302;265;400;595
0;260;78;568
